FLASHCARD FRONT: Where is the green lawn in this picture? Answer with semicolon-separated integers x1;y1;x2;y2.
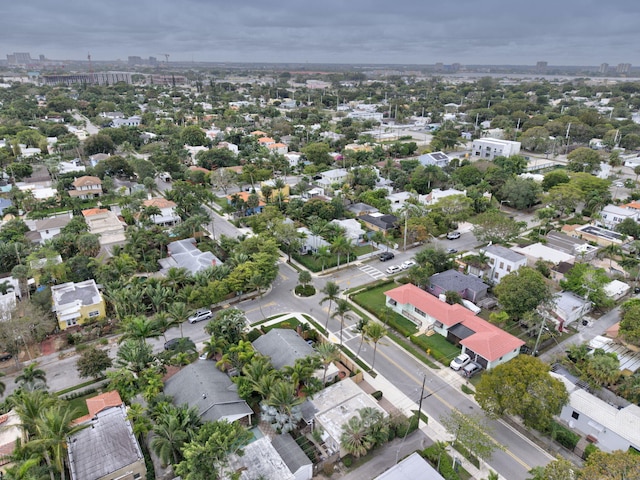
411;333;461;365
65;392;95;419
293;245;375;272
351;283;418;336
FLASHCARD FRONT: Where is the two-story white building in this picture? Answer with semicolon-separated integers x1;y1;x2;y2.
69;176;102;199
599;204;639;230
472;138;521;160
142;197;181;227
482;245;527;283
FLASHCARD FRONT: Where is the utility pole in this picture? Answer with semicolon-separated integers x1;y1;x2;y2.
417;375;426;427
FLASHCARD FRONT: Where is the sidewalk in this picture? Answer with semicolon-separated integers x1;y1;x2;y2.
278;312;501;480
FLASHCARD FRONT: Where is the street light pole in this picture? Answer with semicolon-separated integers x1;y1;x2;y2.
416;374;427;427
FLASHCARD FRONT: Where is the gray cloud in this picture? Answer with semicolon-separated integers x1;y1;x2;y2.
2;0;640;65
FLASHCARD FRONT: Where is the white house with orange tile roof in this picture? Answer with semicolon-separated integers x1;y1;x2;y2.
258;137;275;147
142;197;181;226
267;142;288;155
251;130;268;137
385;283;523;369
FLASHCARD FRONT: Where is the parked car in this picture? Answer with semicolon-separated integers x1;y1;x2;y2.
462;362;483;377
386;265;402;275
401;260;416;269
379;251;395;262
188;308;213;324
614;181;624;188
447;231;461;240
0;352;12;362
450;353;471;371
446;248;458;254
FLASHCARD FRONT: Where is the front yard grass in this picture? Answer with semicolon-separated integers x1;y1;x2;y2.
411;333;461;365
351;283;418;337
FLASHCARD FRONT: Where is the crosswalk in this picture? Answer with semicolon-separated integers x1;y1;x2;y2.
359;264;386;280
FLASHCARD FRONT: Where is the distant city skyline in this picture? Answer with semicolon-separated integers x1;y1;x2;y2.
2;0;640;66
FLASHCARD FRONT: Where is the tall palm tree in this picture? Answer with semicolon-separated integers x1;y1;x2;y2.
10;390;57;441
316;342;340;385
261;380;304;434
151;414;190;467
332;299;351;346
313;245;331;273
364;322;387;370
168;302;190;338
331;235;352;269
32;404;88;480
119;315;162;345
355;318;370;357
15;364;48;392
153;312;177;343
320;281;341;333
146;283;171;314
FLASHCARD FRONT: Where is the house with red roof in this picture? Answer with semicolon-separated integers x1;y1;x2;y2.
385;283;524;370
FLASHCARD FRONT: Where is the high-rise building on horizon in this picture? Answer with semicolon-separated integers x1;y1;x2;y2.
536;61;548;72
599;63;609;74
616;63;631;74
6;52;32;65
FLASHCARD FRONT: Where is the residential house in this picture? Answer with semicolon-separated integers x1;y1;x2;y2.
160;238;222;275
387;191;413;213
417;151;451;168
546;231;598;261
359;213;398;235
113;178;146;196
68;403;146;480
345;202;378;217
141;197;181;226
555;373;640;454
471;138;521;159
0;292;16;321
565;224;628;247
316;168;349;190
69;176;103;199
270;433;314;480
284;152;302;168
309;378;387;458
482;245;527;283
51;279;105;330
267;142;288;155
552;291;592;330
82;208;126;254
226;191;266;216
25;212;73;244
228;435;309;480
330;219;366;244
164;361;253;424
604;280;630;301
421;188;466;206
252;329;339;383
88;153;110;167
375;452;445;480
599;204;639;230
111;115;141;127
297;226;330;255
0;411;26;474
58;158;86;174
260;180;290;202
258;137;276;147
385;284;524;369
551;261;574;283
427;269;489;303
0;198;13;216
513;243;575;266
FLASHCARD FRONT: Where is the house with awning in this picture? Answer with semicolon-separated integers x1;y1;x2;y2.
385;283;524;370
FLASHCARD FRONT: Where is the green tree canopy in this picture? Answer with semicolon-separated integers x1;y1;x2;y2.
494;267;549;320
475;355;569;430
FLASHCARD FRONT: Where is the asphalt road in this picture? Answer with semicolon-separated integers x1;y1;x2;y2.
0;188;556;478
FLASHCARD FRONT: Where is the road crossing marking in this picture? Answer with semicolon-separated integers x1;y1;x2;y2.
359;264;386;280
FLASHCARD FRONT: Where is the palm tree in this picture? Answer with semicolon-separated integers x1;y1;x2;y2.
355;318;370;357
313;245;331;273
151;413;191;466
115;339;155;375
31;404;88;480
283;356;320;395
331;235;352;269
119;315;162;345
153;312;177;343
261;380;304;434
316;342;340;385
332;299;351;346
15;364;47;391
10;390;57;441
364;322;387;370
202;335;227;360
146;283;171;314
168;302;190;338
320;281;341;333
3;455;49;480
340;415;372;458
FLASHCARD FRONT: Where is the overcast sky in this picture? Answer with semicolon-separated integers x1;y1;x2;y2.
3;0;639;66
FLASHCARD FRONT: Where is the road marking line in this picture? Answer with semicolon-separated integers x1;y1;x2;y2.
375;346;533;471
